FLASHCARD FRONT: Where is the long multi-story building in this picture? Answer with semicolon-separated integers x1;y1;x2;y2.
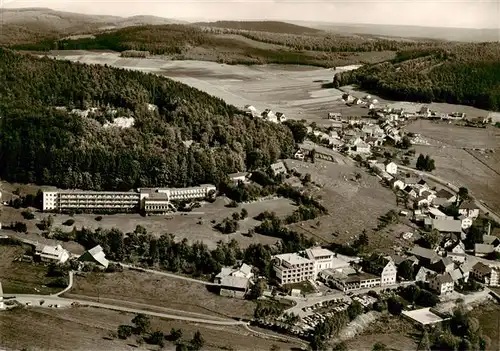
42;184;217;213
272;253;315;285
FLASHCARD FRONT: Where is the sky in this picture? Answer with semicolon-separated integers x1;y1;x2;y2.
1;0;499;29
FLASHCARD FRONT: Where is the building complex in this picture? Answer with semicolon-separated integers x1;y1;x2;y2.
42;184;216;213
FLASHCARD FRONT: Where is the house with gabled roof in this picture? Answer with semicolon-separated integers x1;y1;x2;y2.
458;201;480;219
270;161;287;176
471;262;500;286
78;245;109;268
35;244;70;264
429;272;454;295
415;266;436;282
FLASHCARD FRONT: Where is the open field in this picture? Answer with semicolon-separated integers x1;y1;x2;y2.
47;51;367;124
66;270;257;320
406;120;500;149
0;245;62;295
0;307;300;351
471;302;500;351
284;159;397;244
410;145;500;213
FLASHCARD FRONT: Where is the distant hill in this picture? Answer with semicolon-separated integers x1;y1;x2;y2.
0;8;185;44
194;20;322;35
289;21;500;42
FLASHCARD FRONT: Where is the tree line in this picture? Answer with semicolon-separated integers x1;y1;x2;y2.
0;48;295;190
335;42;500;111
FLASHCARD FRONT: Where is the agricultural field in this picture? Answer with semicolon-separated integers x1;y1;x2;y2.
0;245;63;295
284;159;397;245
0;306;299;351
65;270;257;320
48;51;369;124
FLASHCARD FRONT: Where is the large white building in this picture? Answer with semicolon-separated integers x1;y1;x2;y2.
304;247;335;279
42;184;216;213
272;253;315;285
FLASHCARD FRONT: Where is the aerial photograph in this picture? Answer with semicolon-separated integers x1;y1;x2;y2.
0;0;499;350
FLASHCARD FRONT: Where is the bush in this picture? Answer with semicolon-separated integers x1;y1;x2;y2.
21;210;35;220
95;216;103;221
63;219;75;226
117;325;134;339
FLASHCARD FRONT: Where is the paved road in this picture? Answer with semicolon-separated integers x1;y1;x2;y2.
397;164;500;224
10;294;246;326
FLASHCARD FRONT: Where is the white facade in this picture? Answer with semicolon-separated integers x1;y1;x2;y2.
35;244;70;264
158;184;216;201
305;247;335;279
385;162;398;175
380;260;397;286
272;253;315;285
43;191;140;212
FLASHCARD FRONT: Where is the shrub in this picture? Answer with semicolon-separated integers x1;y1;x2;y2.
95;216;103;221
21;210;35;220
63;219;75;226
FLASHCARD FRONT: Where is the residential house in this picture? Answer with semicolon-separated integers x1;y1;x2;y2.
228;172;249;183
214;263;253;298
391;178;405;191
431;257;455;274
433;189;457;207
272;253;314;285
354;141;371;154
458;215;473;230
261;109;277;123
428;207;449;220
304;247;335;279
270;162;287;176
474;244;496;257
404;186;418;199
327;112;342;120
428;272;454;295
429;218;464;238
78;245;109;268
458;201;480;219
35;244;70;264
449;264;470;284
385;162;398;175
365;136;384;147
363;256;397;286
409;246;441;266
294;149;305;161
483;235;500;247
471;262;500;286
276;112;286;122
415;266;437;282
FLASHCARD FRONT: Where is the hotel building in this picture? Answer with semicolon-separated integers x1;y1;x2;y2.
272;253;315;285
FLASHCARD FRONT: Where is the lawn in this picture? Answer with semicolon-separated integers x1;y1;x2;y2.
65;270;257;320
285;159;398;245
0;245;63;295
0;306;300;351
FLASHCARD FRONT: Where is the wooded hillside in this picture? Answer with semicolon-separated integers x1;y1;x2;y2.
194;20;322;34
0;49;294;190
336;43;500;111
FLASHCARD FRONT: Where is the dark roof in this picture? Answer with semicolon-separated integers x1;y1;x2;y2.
409;246;440;261
459;201;479;210
435;189;454;199
432;272;454;284
418;179;427;185
472;262;492;275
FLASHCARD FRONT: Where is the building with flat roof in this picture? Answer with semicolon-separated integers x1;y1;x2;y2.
304;247;335;278
272;253;314;285
43;184;216;213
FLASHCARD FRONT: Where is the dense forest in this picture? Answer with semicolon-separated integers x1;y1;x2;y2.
336;43;500;111
0;48;295;190
194;21;322;35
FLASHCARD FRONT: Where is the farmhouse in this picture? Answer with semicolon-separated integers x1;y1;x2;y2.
214;263;253;298
429;218;463;236
35;244;70;264
78;245;109;268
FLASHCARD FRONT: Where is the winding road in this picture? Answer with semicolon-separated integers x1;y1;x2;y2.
397;164;500;223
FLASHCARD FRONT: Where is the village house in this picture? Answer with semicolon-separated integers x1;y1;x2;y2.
428;272;454;295
214;263;253;298
391;178;406;191
483;235;500;247
228;172;250;183
275;112;286;122
471;262;500;286
409;246;441;266
78;245;109;268
270;161;287;176
362;255;397;286
415;266;437;282
428;218;464;238
326;269;381;293
385;162;398;175
432;189;457;207
354;141;371;154
430;257;455;274
474;243;497;257
294;149;305;161
458;201;480;219
427;207;449;220
35;244;70;264
327;112;342;120
458;215;474;230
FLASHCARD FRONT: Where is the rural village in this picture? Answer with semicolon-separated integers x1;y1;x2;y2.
1;83;500;351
